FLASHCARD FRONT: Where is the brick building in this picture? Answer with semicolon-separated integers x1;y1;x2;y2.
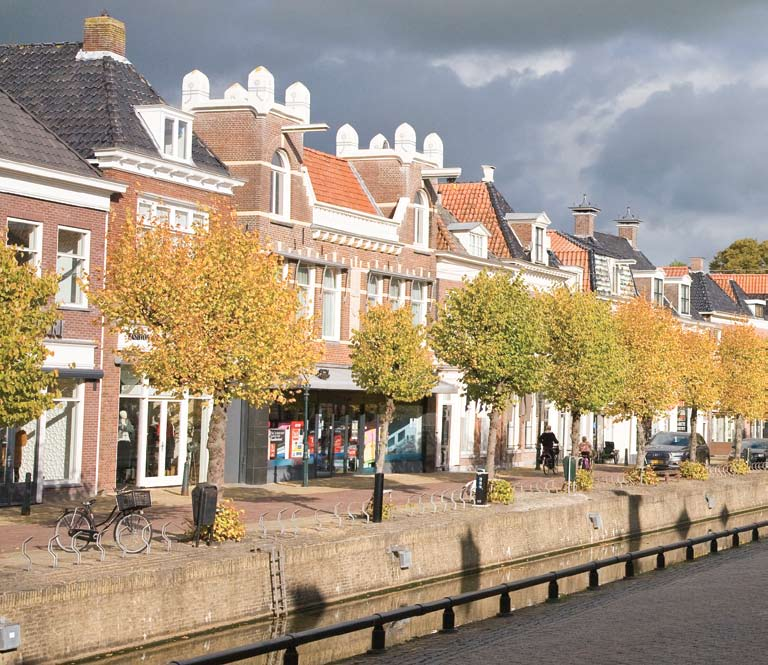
0;14;241;496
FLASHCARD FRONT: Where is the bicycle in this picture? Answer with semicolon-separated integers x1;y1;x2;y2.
54;488;153;554
578;453;592;471
541;446;559;475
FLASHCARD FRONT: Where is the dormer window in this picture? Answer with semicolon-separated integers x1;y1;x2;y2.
533;226;545;263
467;232;487;258
413;190;429;248
610;262;622;295
653;277;664;305
680;284;691;315
164;117;189;160
135;105;194;164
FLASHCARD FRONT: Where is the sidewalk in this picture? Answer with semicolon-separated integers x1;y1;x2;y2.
0;465;630;557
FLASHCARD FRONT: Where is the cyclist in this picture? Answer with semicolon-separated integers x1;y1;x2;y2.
577;436;593;470
538;425;559;471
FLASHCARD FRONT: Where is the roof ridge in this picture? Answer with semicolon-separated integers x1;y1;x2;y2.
0;41;80;48
0;84;102;177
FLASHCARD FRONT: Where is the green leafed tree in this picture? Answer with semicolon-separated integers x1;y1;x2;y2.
710;238;768;273
351;304;437;475
91;212;320;486
542;288;627;456
430;271;547;479
0;243;59;427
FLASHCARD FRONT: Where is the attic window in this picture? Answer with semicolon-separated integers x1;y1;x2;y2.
680;284;691;315
533;226;545;263
135;105;194;163
164;117;190;160
467;232;487;258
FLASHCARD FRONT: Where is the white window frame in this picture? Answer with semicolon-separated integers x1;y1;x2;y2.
411;281;428;325
533;226;545;263
367;273;383;308
389;277;406;309
6;217;42;274
467;232;487;258
609;262;622;295
653;277;664;306
413;190;429;248
296;263;315;319
40;378;84;486
321;267;342;341
162;115;192;161
270;150;291;219
56;226;90;308
679;284;691;315
137;197;208;233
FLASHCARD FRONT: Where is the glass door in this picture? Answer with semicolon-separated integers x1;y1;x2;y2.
141;400;184;487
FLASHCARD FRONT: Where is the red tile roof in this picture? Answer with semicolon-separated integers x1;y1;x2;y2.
662;266;689;277
548;231;590;291
710;273;768;297
439;182;510;258
303;148;377;215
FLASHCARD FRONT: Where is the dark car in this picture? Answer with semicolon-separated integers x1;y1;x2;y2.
739;438;768;463
644;432;709;470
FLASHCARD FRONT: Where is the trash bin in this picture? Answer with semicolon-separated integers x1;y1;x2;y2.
191;483;218;546
475;469;489;505
563;456;577;483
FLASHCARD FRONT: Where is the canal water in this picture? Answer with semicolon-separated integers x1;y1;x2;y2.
68;508;767;665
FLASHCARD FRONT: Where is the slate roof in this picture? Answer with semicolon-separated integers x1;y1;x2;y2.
0;87;99;177
689;271;744;316
303;148;378;215
439;181;526;259
710;273;768;299
727;280;760;317
0;42;228;175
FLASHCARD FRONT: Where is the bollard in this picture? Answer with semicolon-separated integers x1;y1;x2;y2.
732;532;740;548
547;578;559;602
498;591;512;617
441;605;457;633
624;449;629;466
624;557;635;578
656;551;665;570
588;566;599;589
283;644;299;665
710;537;718;554
370;622;386;652
180;452;191;496
686;542;695;561
21;472;32;516
753;527;760;542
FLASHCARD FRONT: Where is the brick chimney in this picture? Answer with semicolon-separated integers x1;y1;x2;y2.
690;257;705;272
614;206;641;249
569;194;600;238
82;13;126;58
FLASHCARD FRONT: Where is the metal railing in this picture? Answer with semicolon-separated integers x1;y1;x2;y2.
169;519;768;665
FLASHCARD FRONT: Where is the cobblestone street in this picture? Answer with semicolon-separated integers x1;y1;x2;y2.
336;539;768;665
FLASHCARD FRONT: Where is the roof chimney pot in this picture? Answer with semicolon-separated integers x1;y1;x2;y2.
82;14;126;57
569;194;600;238
481;165;495;183
690;257;705;272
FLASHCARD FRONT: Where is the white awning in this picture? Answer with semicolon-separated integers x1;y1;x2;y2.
309;367;457;395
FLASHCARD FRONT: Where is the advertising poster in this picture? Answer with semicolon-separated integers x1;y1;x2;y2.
289;421;304;458
268;428;289;460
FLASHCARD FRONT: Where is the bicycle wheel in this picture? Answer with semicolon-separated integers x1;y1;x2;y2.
542;458;551;475
114;513;152;554
54;511;92;552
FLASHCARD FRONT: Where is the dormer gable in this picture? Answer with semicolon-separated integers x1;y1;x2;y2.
447;222;491;259
134;104;195;164
504;212;552;265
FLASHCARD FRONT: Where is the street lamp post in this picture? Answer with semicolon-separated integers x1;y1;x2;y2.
302;380;310;487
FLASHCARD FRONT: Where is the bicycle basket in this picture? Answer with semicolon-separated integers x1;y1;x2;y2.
117;490;152;511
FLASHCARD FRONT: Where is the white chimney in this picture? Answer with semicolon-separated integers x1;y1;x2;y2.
336;123;359;156
481;165;495;183
285;81;310;123
182;70;210;110
394;123;416;153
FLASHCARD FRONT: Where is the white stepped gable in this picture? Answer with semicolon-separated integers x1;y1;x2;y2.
336;124;359;156
182;70;209;110
394;123;416;153
248;66;274;112
224;82;248;101
369;133;390;150
423;133;444;168
285;81;310;123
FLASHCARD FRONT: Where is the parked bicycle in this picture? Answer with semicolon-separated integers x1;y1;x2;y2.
54;488;153;554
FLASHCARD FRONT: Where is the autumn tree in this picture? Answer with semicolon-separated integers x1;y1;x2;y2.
92;213;319;486
542;288;627;456
678;329;721;461
710;238;768;273
0;243;59;428
608;298;684;467
430;271;547;479
717;325;768;457
350;304;436;522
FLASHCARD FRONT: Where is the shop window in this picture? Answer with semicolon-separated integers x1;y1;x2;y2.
389;277;405;310
296;264;315;319
367;273;382;308
42;379;82;483
56;227;89;307
270;150;291;218
6;218;42;272
411;281;427;325
322;267;341;340
413;190;429;248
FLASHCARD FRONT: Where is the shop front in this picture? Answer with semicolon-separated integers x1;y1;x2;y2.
115;366;211;488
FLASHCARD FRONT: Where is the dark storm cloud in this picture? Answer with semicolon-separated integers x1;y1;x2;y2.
2;0;768;264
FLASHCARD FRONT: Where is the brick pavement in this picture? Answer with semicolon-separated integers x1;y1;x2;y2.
335;537;768;665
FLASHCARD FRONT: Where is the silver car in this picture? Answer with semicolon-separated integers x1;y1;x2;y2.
644;432;709;470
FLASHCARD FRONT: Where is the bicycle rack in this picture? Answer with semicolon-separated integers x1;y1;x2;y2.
314;510;323;530
71;535;83;565
333;503;342;527
161;521;182;553
47;535;58;568
277;509;287;536
291;509;301;535
259;512;269;537
418;493;425;514
361;501;370;524
95;530;106;561
21;536;33;571
143;523;152;555
430;493;438;513
440;491;448;512
347;502;356;522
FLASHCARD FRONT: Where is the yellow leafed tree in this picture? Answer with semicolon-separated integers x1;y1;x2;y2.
92;212;320;486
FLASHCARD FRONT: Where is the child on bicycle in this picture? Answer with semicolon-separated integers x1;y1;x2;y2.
578;436;593;470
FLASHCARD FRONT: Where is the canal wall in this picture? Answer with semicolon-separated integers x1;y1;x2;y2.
2;473;768;664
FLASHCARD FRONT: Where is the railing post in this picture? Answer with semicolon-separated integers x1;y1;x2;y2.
624;556;635;579
547;578;559;602
753;527;760;542
686;541;695;561
710;537;718;554
656;551;665;570
588;566;599;590
497;591;512;617
441;604;457;633
283;644;299;665
371;622;386;652
732;531;740;548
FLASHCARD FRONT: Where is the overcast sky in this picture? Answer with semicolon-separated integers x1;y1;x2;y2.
2;0;767;265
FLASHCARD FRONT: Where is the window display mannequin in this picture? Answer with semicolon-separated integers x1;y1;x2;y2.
116;410;136;484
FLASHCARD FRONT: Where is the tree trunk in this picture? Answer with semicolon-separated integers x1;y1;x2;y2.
635;415;652;469
206;402;228;488
688;406;698;462
376;397;395;474
486;408;500;480
734;413;745;458
570;409;581;458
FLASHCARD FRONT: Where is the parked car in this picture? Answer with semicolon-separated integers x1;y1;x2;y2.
738;438;768;463
644;432;709;470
